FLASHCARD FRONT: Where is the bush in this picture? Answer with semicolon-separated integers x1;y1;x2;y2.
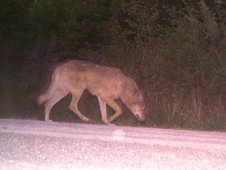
97;1;226;129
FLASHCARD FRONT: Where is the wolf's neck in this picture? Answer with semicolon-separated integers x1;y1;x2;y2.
120;78;138;108
121;93;132;109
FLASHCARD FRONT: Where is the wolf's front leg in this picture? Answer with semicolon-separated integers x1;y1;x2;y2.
97;96;110;124
105;99;122;122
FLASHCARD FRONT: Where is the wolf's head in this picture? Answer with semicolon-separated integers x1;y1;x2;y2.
130;90;145;122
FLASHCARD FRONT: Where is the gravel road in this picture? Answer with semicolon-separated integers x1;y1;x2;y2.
0;119;226;170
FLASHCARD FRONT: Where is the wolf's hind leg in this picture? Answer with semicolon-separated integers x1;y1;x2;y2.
97;96;108;124
44;90;68;121
69;90;91;122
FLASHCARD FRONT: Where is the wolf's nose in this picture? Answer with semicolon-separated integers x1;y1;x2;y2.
136;114;145;122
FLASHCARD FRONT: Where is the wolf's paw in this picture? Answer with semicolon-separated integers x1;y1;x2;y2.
102;118;109;124
45;119;53;122
107;122;116;126
109;116;115;122
83;117;92;123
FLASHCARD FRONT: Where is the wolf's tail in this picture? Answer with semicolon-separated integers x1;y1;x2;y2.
37;93;48;105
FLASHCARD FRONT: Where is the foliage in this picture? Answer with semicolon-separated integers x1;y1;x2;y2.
0;0;33;46
97;0;226;129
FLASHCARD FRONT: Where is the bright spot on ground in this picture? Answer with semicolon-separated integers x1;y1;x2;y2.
112;129;126;141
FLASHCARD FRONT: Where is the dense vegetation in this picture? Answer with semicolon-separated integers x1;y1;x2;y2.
0;0;225;130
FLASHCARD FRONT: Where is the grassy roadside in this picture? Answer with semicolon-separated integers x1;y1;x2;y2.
0;70;225;131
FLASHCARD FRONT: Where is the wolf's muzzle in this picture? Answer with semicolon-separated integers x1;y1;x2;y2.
135;114;145;122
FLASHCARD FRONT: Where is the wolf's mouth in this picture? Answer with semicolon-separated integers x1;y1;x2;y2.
135;113;145;122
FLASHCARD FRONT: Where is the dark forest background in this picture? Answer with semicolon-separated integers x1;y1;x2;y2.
0;0;225;130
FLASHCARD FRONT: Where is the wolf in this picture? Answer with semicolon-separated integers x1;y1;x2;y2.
38;60;145;124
